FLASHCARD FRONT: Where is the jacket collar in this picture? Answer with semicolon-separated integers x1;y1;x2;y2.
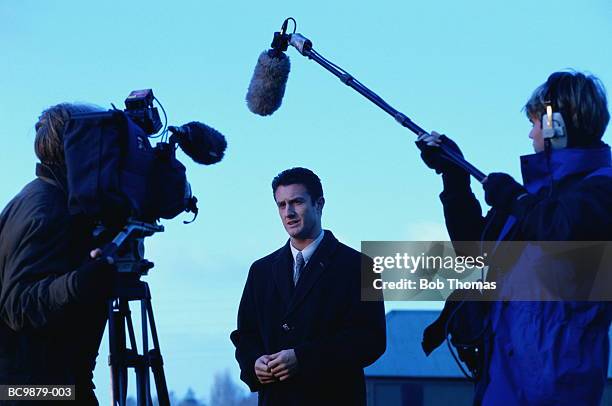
36;163;68;196
520;144;611;194
273;230;340;317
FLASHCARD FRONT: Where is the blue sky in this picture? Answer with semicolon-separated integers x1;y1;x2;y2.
1;0;611;403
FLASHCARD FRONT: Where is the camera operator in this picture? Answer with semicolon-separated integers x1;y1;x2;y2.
418;71;612;405
0;104;115;405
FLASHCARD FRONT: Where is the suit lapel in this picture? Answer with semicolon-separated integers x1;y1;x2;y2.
286;230;339;316
273;241;293;306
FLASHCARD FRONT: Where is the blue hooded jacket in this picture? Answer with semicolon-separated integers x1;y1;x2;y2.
439;145;612;406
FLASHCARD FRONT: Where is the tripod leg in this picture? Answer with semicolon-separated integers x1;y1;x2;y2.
135;299;151;406
108;299;129;406
146;294;170;406
125;305;139;354
123;301;147;406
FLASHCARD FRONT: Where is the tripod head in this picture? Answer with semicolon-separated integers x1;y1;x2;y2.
95;219;164;276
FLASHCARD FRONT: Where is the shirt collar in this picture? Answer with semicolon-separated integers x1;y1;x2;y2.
290;230;325;265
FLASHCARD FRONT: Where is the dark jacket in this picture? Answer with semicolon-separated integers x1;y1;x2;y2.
0;164;107;405
230;230;386;406
440;146;612;405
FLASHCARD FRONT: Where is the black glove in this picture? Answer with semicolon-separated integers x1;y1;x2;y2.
416;134;463;174
73;256;115;302
416;133;469;191
483;173;527;210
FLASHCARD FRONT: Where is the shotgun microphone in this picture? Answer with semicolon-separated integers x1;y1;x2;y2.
245;51;290;116
245;18;296;116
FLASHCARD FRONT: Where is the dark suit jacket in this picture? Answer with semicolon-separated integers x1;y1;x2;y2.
230;230;386;406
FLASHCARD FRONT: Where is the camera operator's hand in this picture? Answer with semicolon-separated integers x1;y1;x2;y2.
73;249;115;303
483;173;528;210
416;131;470;191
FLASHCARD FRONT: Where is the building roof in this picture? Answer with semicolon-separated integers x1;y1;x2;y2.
365;310;464;378
365;310;612;379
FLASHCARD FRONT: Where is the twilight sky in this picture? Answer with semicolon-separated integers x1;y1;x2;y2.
1;0;610;402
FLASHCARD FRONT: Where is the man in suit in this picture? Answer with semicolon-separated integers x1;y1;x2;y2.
231;167;386;406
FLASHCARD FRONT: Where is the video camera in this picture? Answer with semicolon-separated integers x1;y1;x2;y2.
65;89;225;226
64;89;226;272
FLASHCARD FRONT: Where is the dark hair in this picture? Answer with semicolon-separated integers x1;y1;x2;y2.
272;167;323;202
524;71;609;147
34;103;101;166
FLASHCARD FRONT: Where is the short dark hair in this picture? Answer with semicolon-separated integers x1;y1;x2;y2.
524;71;609;147
34;103;101;166
272;167;323;202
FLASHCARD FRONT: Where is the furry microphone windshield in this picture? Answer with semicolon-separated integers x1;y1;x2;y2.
169;122;227;165
245;50;291;116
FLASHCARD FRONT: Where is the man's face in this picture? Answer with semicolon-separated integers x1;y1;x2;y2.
529;115;545;153
274;184;323;240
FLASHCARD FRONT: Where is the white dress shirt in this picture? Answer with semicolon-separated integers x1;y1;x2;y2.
290;230;325;279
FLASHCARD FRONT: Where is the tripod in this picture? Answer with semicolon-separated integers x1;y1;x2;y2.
99;221;171;406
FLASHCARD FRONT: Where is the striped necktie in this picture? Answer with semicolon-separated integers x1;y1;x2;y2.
294;251;305;286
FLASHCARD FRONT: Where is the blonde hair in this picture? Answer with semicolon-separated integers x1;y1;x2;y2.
34;103;101;165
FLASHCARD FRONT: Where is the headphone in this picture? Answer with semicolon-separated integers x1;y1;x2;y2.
541;81;568;150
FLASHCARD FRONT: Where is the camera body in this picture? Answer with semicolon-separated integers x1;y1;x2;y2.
65;90;196;226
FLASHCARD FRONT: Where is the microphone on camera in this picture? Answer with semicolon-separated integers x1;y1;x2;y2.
245;18;295;116
168;122;227;165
